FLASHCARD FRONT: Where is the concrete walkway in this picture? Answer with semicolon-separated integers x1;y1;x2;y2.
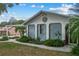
1;39;72;52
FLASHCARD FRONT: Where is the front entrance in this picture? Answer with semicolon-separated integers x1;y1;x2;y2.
37;24;46;41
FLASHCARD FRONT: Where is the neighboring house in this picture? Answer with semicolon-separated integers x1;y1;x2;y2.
0;25;20;37
24;11;70;44
6;25;20;37
0;27;6;36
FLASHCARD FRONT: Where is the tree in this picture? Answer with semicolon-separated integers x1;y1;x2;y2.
15;26;25;36
68;16;79;44
0;19;24;26
0;3;19;15
16;20;24;24
0;21;8;26
8;17;17;25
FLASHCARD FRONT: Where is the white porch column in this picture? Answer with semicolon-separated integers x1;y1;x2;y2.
35;24;37;38
24;25;28;36
26;25;28;36
62;23;65;41
46;24;49;39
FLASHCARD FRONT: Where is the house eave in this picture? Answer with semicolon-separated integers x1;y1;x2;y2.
23;10;70;25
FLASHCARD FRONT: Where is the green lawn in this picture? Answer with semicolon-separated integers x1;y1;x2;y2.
0;42;70;56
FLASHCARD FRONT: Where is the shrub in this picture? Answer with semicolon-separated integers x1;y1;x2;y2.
71;46;79;56
17;36;29;42
32;38;44;44
0;36;9;41
44;39;64;47
44;40;54;46
28;37;43;44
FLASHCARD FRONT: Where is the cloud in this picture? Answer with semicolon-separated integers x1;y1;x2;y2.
49;8;59;10
19;3;26;6
31;4;45;9
40;5;45;8
31;5;36;8
49;4;74;15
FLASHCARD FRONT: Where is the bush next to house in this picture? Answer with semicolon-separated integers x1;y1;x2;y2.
44;39;64;47
71;45;79;56
30;38;44;44
17;36;30;42
0;36;9;41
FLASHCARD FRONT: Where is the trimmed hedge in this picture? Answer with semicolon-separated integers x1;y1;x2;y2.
0;36;9;41
71;46;79;56
31;38;43;44
44;39;64;47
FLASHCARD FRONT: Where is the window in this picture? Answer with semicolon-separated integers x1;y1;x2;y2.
40;24;46;34
49;23;62;39
40;25;43;34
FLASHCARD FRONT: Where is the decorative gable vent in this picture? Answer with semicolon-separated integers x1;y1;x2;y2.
42;16;48;22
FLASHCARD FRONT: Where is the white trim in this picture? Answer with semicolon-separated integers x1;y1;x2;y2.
46;24;49;39
35;24;37;38
62;23;65;40
27;25;28;36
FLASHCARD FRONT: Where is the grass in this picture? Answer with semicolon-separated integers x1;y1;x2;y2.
0;42;70;56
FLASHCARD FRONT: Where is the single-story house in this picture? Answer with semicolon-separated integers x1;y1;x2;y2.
6;25;21;37
24;11;70;44
0;27;6;36
0;25;21;37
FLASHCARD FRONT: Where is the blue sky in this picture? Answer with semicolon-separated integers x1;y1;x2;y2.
0;3;75;22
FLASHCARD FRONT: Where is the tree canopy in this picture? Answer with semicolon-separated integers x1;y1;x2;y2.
68;16;79;44
0;19;25;26
0;3;18;15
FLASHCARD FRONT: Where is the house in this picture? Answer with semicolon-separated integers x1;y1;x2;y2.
0;25;21;37
0;27;7;36
6;25;21;37
24;11;69;44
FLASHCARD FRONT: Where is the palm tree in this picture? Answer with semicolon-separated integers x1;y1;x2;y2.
15;26;26;36
0;3;18;15
68;16;79;44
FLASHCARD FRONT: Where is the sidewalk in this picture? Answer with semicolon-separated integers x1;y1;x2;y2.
7;39;71;52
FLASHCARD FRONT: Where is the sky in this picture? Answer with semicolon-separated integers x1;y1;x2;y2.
0;3;76;22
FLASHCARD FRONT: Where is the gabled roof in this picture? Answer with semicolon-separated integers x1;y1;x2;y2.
23;10;69;25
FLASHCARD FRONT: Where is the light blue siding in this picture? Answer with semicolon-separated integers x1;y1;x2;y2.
28;25;35;38
37;24;46;41
49;23;62;39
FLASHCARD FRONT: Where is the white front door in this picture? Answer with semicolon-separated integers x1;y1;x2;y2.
37;24;46;41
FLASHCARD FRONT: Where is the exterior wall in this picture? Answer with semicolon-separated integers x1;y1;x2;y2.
8;27;20;37
0;26;20;37
0;27;7;36
26;13;69;40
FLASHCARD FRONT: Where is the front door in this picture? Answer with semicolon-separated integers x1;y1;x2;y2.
37;24;46;41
